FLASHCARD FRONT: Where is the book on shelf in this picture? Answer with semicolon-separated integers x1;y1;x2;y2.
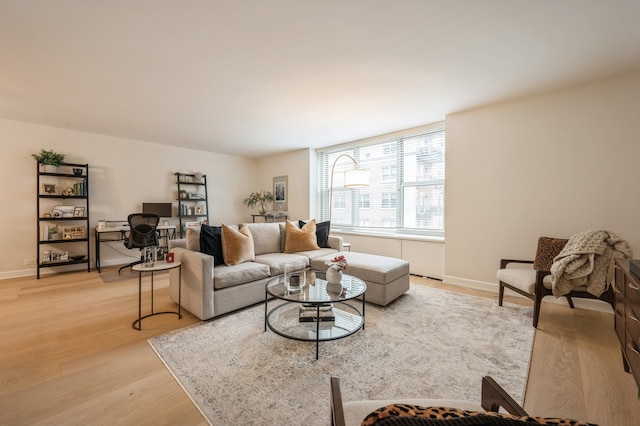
299;304;335;322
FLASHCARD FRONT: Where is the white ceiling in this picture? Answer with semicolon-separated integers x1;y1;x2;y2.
1;1;639;159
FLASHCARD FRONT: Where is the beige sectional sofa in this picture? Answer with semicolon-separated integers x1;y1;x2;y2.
168;221;342;320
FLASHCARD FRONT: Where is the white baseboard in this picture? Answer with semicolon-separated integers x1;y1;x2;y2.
442;274;614;314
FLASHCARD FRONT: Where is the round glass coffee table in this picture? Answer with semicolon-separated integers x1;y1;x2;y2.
264;270;366;359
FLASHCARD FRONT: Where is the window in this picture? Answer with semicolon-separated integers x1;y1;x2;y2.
381;166;397;182
381;193;396;208
358;193;370;209
318;124;444;237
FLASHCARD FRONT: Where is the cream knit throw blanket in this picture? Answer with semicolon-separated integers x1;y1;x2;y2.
551;230;633;297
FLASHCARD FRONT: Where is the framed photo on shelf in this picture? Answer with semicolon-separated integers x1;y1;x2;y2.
43;183;56;194
63;225;86;240
195;205;204;215
73;206;85;217
273;175;288;211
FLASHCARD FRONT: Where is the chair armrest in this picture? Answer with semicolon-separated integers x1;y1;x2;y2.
499;259;533;269
480;376;528;416
331;376;346;426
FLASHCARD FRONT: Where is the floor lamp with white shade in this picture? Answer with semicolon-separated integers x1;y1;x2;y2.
328;154;369;223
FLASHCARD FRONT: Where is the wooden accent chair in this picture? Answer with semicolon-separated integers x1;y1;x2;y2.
497;236;615;328
331;375;528;426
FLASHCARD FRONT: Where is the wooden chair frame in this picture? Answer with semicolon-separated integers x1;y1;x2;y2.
330;375;527;426
498;237;615;328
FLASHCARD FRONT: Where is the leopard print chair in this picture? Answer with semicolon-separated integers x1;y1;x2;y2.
330;376;596;426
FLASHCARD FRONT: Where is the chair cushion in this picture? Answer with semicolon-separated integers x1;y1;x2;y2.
496;268;536;294
343;399;483;426
362;404;593;426
533;237;568;271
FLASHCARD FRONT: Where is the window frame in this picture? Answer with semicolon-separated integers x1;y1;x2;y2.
318;124;445;238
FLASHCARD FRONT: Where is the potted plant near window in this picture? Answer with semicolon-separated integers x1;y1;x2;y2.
243;190;274;215
32;149;65;172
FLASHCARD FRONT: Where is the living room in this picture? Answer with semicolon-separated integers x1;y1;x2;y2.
2;1;640;425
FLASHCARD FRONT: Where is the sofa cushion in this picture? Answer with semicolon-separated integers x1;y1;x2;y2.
246;222;282;255
214;262;271;290
200;224;224;266
284;220;320;253
221;223;255;266
294;247;337;260
311;251;409;284
299;220;331;248
254;253;309;275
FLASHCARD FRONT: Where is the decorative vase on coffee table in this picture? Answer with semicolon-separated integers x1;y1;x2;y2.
326;265;343;284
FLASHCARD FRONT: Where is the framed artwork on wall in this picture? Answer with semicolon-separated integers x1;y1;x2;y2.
273;175;288;212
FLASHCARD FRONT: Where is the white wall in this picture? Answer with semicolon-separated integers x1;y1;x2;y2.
332;232;444;279
255;148;313;220
444;71;640;288
1;118;258;278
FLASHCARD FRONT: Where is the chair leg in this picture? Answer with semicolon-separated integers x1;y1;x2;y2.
498;282;505;306
533;293;544;328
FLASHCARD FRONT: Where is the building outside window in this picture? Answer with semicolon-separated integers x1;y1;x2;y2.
318;124;445;237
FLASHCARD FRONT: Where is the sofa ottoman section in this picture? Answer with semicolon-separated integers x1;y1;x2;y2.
311;252;410;306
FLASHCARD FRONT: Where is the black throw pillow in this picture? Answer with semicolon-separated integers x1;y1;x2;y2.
299;220;331;248
200;224;224;266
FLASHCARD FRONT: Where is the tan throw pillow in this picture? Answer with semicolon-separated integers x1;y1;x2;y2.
284;219;320;253
221;223;255;266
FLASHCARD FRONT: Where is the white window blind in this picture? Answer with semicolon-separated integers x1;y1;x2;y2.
318;126;445;237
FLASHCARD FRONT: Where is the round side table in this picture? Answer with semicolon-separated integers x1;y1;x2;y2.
131;260;182;330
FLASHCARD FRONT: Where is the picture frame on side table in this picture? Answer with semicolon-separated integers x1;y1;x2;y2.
273;175;288;212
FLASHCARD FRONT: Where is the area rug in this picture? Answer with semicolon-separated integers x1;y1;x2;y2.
149;285;534;425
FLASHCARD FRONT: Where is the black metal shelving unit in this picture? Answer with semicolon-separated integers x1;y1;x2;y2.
175;172;209;238
36;162;90;278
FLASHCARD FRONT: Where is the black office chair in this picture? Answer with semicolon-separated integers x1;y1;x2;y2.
118;213;160;274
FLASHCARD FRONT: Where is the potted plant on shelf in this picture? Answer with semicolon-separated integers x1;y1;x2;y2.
243;190;274;215
32;149;65;172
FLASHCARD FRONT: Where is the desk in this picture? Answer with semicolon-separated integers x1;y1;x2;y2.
95;224;176;272
251;214;288;223
132;260;182;330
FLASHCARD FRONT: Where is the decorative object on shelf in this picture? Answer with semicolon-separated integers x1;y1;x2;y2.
43;183;56;194
73;206;85;217
32;149;65;171
325;255;347;284
48;225;60;240
194;171;203;183
179;189;188;199
72;168;83;175
62;186;74;196
243;190;274;215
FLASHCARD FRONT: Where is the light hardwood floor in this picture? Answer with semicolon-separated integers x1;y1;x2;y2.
0;271;639;425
